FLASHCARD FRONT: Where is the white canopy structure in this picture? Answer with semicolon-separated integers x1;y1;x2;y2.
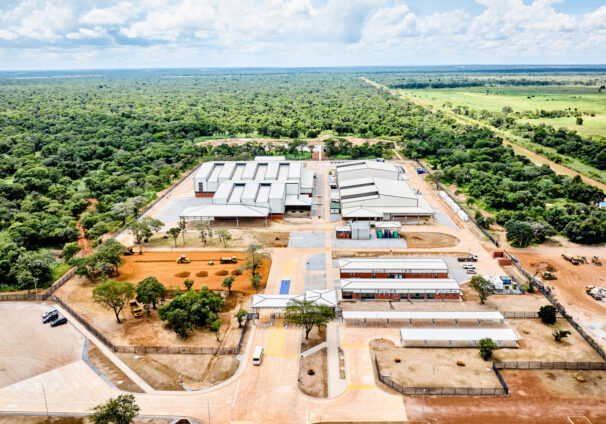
251;290;338;310
342;310;504;325
399;328;519;348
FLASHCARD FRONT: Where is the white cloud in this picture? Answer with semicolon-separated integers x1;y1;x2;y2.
80;2;139;26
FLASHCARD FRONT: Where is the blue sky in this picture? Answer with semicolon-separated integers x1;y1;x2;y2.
0;0;605;70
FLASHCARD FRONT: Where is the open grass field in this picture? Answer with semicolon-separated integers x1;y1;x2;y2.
519;115;606;140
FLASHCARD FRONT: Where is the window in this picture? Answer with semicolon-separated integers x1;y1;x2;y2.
411;292;425;299
342;291;353;299
426;293;435;300
361;292;375;300
198;182;204;192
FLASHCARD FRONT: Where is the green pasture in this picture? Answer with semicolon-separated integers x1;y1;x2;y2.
518;115;606;140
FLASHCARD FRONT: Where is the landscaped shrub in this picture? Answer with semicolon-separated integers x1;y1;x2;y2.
196;271;209;277
175;271;191;278
231;268;243;276
215;269;229;276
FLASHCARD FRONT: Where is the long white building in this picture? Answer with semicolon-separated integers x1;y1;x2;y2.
335;160;406;182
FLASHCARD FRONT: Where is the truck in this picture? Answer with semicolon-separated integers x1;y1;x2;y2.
176;255;191;264
220;256;237;264
592;256;602;266
129;301;143;318
416;167;425;175
457;254;478;262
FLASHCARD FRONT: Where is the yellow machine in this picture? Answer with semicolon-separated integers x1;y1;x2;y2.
129;301;143;318
540;271;557;280
124;246;135;256
592;256;602;266
586;285;595;293
220;256;238;264
177;255;191;264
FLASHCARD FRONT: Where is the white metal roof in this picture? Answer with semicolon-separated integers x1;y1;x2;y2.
342;311;504;320
285;194;312;206
400;328;519;342
341;207;383;218
376;221;402;229
180;204;269;218
340;278;459;292
339;258;448;272
304;289;338;307
255;156;285;161
251;294;301;309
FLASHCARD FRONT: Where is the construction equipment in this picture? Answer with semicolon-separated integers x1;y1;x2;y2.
129;301;143;318
587;288;603;301
562;254;580;265
574;256;588;264
540;271;557;280
586;285;595;293
220;256;238;264
177;255;191;264
124;246;135;256
592;256;602;266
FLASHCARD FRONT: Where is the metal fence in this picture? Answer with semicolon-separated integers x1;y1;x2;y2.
52;295;242;356
236;313;256;354
494;361;606;370
503;250;606;362
374;355;507;397
414;159;499;247
492;362;509;394
0;267;76;302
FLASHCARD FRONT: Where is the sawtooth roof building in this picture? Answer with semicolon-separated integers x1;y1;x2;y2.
180;159;315;223
335;160;407;182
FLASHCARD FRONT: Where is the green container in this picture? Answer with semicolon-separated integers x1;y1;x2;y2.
377;230;383;238
393;231;398;238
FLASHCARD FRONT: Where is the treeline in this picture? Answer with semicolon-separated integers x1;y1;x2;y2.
401;125;606;246
324;138;394;159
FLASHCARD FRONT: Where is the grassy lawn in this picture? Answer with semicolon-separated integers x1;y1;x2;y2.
518;115;606;139
400;85;606;115
50;262;73;283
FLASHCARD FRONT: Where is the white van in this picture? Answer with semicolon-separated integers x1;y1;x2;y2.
252;346;264;365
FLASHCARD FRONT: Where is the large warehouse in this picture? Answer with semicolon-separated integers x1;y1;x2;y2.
338;258;449;279
338;176;433;222
180;158;315;222
335;160;406;183
193;158;314;197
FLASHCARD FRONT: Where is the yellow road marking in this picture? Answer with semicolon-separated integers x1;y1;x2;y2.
265;326;286;356
348;384;376;390
341;343;368;348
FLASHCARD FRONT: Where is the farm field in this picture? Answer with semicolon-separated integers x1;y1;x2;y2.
518;115;606;140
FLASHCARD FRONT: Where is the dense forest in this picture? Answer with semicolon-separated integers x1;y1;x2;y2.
0;68;604;290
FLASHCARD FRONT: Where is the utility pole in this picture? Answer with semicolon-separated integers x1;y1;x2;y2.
42;381;49;417
34;277;39;302
207;397;211;424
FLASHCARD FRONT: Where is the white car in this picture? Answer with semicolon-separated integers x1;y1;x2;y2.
463;264;476;270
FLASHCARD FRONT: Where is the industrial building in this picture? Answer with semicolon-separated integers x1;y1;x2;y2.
338;258;449;279
399;328;520;348
339;278;461;300
180;158;315;223
338;176;433;222
335;160;406;183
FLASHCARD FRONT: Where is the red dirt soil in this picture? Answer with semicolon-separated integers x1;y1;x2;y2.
405;370;606;423
76;198;98;257
115;251;270;294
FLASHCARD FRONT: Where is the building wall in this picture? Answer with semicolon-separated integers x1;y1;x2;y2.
340;272;448;279
345;291;459;301
195;192;215;198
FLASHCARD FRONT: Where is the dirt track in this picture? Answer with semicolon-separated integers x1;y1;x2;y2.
116;251;271;294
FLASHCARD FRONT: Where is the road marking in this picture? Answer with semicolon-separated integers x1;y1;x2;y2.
264;353;298;357
231;380;240;407
265;326;287;355
348;384;376;390
280;260;296;279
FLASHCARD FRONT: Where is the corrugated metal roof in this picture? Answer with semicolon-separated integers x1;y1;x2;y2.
180;204;269;218
338;258;448;272
400;328;519;342
342;311;504;320
340;278;459;291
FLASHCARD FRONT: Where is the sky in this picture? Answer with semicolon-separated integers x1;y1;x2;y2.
0;0;605;70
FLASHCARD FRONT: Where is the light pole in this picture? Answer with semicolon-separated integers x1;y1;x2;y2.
34;277;39;302
422;388;426;423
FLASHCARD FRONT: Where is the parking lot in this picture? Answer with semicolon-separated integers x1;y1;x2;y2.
0;303;84;388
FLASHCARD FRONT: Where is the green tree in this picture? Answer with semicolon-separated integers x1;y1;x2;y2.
128;217;164;249
285;299;335;340
178;217;187;245
553;329;571;342
184;279;194;291
62;241;82;262
426;170;444;188
92;280;136;323
478;338;498;360
538;305;557;325
215;229;231;247
73;240;126;281
166;309;191;338
222;276;235;294
251;273;262;292
194;220;213;246
111;201;133;225
505;220;535;247
136;276;166;310
576;117;583;125
89;394;140;424
235;308;247;328
167;227;181;247
469;276;496;304
210;318;222;341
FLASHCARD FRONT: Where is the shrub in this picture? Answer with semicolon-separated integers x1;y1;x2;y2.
196;271;208;277
231;268;243;276
175;271;191;278
215;269;229;276
539;305;557;325
478;338;498;360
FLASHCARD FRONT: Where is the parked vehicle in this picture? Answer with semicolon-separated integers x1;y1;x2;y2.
458;254;478;262
42;309;59;324
124;246;135;256
562;254;580;265
50;316;68;327
592;256;602;266
466;269;477;274
129;301;143;318
176;255;191;264
463;264;475;270
252;346;264;365
220;256;238;264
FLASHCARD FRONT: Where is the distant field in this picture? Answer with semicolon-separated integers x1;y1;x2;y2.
518;115;606;139
399;85;606;114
